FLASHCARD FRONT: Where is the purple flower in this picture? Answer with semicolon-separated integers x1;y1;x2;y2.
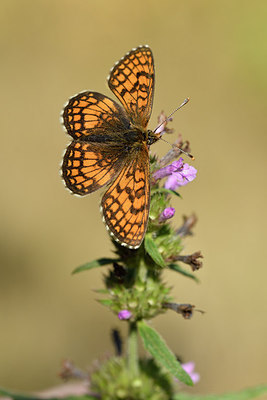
181;362;200;384
165;162;197;191
118;310;132;320
153;158;197;191
153;158;184;180
159;207;176;223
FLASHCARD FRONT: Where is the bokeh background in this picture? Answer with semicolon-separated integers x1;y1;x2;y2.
1;0;267;396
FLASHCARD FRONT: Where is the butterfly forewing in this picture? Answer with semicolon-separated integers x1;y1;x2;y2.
101;145;150;249
108;46;154;128
63;91;129;140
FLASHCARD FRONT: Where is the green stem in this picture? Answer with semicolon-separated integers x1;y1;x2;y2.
138;255;148;283
127;321;139;376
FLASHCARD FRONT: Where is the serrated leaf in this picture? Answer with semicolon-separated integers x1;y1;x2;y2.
174;384;267;399
138;321;193;386
72;258;119;274
144;236;165;268
168;263;200;282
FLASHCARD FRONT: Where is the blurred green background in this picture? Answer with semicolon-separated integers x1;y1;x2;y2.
1;0;267;396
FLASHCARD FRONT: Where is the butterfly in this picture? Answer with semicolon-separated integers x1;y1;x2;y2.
61;45;161;249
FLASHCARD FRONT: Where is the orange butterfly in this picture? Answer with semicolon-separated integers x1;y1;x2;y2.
61;46;161;249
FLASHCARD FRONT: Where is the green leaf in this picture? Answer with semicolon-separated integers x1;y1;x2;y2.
151;187;182;198
0;388;35;400
72;257;119;274
138;321;193;386
0;388;98;400
144;236;165;268
168;263;200;282
174;384;267;399
0;388;97;400
97;299;113;306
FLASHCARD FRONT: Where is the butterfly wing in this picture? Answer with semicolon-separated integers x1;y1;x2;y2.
62;91;130;140
62;141;126;196
62;91;131;195
101;144;150;249
108;45;154;128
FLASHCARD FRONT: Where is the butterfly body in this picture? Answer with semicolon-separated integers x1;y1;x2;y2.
61;46;158;249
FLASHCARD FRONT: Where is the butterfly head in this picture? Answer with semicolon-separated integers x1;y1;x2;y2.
147;130;162;146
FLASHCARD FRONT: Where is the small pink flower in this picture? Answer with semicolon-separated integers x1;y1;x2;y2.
181;361;200;384
159;207;176;223
118;310;132;320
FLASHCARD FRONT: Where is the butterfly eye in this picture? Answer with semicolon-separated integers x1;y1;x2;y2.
147;131;161;145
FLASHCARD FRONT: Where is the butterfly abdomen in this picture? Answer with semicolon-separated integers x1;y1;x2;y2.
82;134;121;144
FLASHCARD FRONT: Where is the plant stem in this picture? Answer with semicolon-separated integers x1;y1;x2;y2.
127;321;139;376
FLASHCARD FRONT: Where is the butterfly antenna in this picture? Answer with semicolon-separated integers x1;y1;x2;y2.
173;142;195;160
155;98;194;160
160;137;195;160
154;97;190;134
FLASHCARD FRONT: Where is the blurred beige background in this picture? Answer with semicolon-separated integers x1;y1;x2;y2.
1;0;267;396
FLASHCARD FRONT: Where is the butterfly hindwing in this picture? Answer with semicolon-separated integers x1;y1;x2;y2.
101;145;150;249
62;141;126;196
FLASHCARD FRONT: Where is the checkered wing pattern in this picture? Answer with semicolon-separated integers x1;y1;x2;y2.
108;46;154;128
62;91;129;140
101;145;150;248
61;46;157;248
62;141;125;195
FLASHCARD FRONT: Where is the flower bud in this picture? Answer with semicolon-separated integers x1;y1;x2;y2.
159;207;176;223
118;310;132;320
